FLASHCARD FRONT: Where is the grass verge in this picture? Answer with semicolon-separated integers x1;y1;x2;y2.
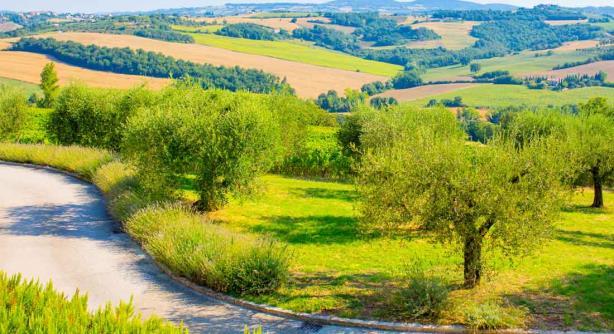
0;271;186;333
0;143;290;298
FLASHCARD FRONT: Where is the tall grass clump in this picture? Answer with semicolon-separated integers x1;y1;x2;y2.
0;143;113;178
126;205;290;296
0;271;187;333
461;301;527;330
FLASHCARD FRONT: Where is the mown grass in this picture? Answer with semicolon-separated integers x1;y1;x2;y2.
183;31;401;77
423;49;598;82
0;271;186;333
210;175;613;330
405;85;614;109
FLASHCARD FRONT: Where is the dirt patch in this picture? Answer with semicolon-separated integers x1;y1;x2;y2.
375;83;480;102
0;50;170;90
35;32;386;98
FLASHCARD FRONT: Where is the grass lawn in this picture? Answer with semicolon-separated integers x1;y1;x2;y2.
210;175;613;330
405;85;614;109
182;32;402;77
423;49;597;82
0;77;41;96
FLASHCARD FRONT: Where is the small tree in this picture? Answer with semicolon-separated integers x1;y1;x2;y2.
0;86;27;140
470;63;482;73
357;108;563;287
40;62;59;108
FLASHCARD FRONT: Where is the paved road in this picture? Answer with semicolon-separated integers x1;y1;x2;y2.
0;162;393;334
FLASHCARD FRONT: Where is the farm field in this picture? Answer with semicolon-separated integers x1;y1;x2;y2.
210;174;613;329
405;85;614;108
184;31;402;76
0;77;40;95
33;32;389;98
188;16;356;33
376;83;481;102
541;60;614;80
0;50;170;90
405;21;478;50
423;49;600;82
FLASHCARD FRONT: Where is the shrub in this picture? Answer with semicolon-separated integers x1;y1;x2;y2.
462;301;527;330
49;85;157;150
0;271;186;333
388;263;449;320
126;205;290;296
0;85;27;140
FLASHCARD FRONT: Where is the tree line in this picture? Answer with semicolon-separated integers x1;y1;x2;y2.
10;38;291;94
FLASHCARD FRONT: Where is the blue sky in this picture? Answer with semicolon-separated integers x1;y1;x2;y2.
0;0;610;13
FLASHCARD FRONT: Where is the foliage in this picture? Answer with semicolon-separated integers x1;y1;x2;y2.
456;108;496;143
49;85;157;150
387;260;450;320
11;38;289;94
0;85;27;140
316;89;367;113
462;301;527;330
361;80;391;96
470;63;482;73
292;25;360;53
391;70;423;89
0;271;186;333
370;96;398;109
39;62;59;108
126;204;290;296
357;107;564;287
122;87;282;210
217;23;281;40
433;5;586;21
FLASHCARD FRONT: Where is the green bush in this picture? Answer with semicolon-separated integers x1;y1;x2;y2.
123;87;282;211
387;262;449;320
0;85;27;140
0;271;186;333
49;85;157;150
126;205;290;296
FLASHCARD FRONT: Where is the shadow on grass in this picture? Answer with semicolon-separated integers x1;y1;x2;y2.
288;187;358;202
507;264;613;330
561;204;608;215
249;215;364;244
556;230;614;249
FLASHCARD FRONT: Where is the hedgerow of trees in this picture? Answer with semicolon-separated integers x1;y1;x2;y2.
11;38;291;94
216;23;283;40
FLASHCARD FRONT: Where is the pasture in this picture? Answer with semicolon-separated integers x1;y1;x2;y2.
375;83;480;102
187;16;356;33
210;174;613;330
34;32;389;98
186;32;401;76
423;49;601;82
405;85;614;108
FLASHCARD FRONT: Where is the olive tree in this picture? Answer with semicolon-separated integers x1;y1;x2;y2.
357;108;563;287
122;87;281;211
0;86;27;140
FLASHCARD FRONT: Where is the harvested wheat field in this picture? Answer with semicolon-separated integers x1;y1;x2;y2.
552;40;600;51
35;32;385;97
530;60;614;80
375;83;480;102
0;50;170;90
406;21;478;50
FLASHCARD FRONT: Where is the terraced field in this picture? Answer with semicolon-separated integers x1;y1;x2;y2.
33;32;391;98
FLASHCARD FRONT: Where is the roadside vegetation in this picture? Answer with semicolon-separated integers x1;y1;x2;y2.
0;38;613;332
0;271;186;333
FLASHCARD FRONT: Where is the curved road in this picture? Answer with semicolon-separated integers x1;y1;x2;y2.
0;162;387;334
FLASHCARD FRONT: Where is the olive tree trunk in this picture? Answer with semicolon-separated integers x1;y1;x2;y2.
463;235;483;288
591;166;603;208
